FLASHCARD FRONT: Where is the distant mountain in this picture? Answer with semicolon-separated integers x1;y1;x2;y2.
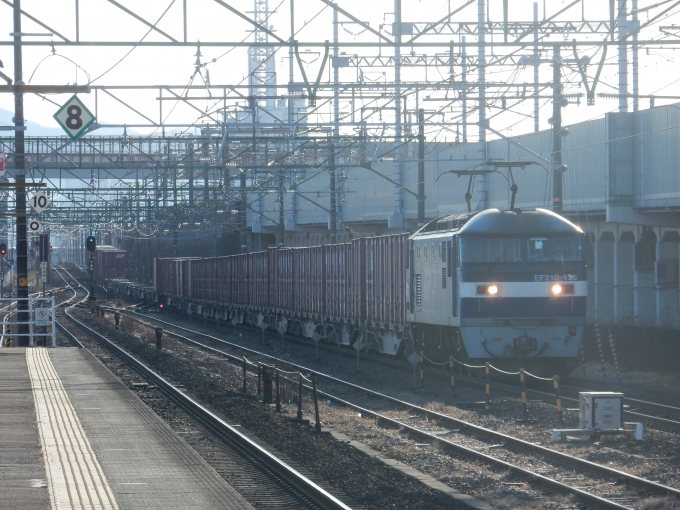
0;108;143;137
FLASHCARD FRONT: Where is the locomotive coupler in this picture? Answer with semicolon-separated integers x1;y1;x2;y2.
513;334;537;355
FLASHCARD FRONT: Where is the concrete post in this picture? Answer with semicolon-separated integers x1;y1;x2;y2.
614;231;635;321
594;231;615;321
634;229;657;325
656;231;679;327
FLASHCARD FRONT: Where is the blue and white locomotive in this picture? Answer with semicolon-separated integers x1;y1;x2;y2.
407;208;586;376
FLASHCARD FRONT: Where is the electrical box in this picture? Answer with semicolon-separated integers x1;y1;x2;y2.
579;392;623;430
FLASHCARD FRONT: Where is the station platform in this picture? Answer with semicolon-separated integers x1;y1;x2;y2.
0;347;255;510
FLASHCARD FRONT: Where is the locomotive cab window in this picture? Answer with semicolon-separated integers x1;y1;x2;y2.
528;236;583;263
460;236;583;266
459;237;522;265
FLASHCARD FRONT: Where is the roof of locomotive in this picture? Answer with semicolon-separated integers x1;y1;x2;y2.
413;208;583;237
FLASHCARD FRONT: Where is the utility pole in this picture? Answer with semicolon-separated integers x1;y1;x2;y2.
551;45;564;215
277;137;285;247
388;0;404;229
330;5;339;244
618;0;629;113
240;148;248;254
329;138;337;244
476;0;487;210
533;2;540;132
632;0;639;112
417;109;425;226
13;1;29;345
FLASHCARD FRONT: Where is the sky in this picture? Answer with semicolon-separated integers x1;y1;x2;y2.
0;0;678;140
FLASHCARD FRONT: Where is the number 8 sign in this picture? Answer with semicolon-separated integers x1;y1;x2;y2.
54;95;95;140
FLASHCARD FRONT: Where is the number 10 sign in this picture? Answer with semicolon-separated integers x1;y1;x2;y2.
54;95;95;140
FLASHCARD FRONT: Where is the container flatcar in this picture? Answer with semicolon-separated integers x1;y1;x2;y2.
94;246;128;280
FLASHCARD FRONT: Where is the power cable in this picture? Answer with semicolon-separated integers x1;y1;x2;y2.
89;0;176;84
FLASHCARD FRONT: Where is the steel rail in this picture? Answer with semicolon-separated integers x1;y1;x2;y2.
313;392;632;510
52;267;86;348
122;303;680;434
114;309;680;507
61;309;352;510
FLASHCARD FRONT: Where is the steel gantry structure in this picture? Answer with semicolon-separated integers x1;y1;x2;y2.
0;0;678;290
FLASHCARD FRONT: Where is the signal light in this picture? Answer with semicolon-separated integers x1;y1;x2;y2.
159;303;165;313
39;233;48;262
0;243;6;256
86;235;96;252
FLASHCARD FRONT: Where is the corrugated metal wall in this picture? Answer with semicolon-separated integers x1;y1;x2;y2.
245;104;680;230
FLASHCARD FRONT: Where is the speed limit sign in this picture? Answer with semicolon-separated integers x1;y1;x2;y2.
28;220;40;232
29;191;51;214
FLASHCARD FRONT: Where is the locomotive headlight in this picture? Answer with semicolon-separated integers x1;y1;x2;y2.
477;284;500;296
550;283;574;296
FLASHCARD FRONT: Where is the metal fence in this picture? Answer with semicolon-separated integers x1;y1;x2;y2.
0;297;56;347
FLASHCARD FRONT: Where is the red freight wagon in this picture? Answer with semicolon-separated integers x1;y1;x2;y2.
325;243;352;322
154;234;407;330
239;254;251;306
214;256;228;302
154;258;165;294
364;233;409;330
155;258;177;296
224;255;240;304
243;252;269;308
292;246;325;318
95;246;128;280
178;259;189;299
270;248;294;314
348;238;366;325
192;258;213;301
190;259;206;300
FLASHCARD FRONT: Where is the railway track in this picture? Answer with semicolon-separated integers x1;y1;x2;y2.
53;269;354;510
105;305;680;510
122;297;680;435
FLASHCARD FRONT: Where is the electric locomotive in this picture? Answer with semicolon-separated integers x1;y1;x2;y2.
407;208;586;376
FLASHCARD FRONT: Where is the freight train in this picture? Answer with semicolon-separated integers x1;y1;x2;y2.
129;208;586;376
93;246;129;280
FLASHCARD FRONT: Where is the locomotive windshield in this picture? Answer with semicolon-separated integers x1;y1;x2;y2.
459;236;583;266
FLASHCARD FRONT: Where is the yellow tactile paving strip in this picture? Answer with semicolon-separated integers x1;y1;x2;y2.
26;348;118;510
